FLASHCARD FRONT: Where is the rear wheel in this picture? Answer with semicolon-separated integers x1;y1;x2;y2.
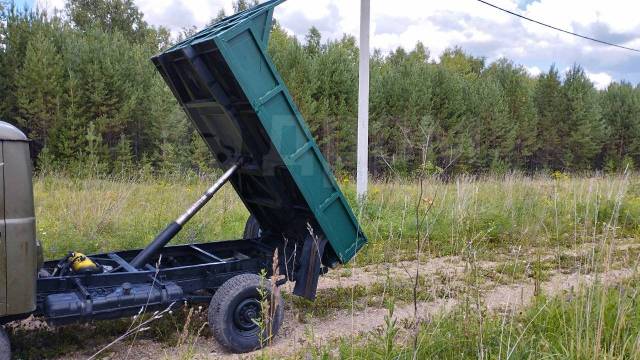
242;215;262;239
208;273;284;353
0;326;10;360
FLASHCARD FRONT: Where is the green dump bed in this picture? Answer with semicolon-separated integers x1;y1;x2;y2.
152;0;366;264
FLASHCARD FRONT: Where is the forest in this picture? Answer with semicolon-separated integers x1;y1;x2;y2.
1;0;639;178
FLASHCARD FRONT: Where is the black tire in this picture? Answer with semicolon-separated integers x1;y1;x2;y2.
208;273;284;353
242;215;262;239
0;326;10;360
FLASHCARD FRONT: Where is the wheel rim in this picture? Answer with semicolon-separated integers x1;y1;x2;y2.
233;298;261;331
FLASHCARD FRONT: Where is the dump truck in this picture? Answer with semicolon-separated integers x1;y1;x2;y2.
0;0;367;357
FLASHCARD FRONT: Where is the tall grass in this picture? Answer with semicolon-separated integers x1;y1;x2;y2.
300;172;640;360
16;172;640;359
35;172;249;258
34;172;640;261
329;279;640;359
346;173;640;264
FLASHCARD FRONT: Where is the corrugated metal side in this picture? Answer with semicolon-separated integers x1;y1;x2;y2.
153;0;367;263
215;26;366;261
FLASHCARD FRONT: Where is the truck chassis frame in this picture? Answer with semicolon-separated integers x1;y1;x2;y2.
34;237;289;325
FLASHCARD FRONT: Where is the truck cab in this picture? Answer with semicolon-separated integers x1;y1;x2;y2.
0;121;39;359
0;121;38;320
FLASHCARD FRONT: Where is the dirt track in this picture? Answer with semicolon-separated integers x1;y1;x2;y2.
57;240;640;359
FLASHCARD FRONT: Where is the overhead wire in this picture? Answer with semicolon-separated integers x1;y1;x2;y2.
475;0;640;53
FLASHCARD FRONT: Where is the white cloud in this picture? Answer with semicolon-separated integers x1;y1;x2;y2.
35;0;65;13
525;0;640;34
587;71;613;90
526;66;542;77
276;0;640;83
36;0;640;84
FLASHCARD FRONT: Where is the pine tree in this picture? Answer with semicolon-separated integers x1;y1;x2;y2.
159;140;180;176
36;146;56;174
304;27;322;56
48;74;86;165
190;131;214;174
601;81;640;170
440;47;485;81
485;59;537;169
468;75;512;172
309;35;358;167
212;9;226;24
139;153;154;178
232;0;259;13
83;121;109;175
428;67;473;175
561;65;606;170
533;65;565;170
114;134;133;174
1;3;638;176
369;43;433;175
65;0;150;43
14;27;63;151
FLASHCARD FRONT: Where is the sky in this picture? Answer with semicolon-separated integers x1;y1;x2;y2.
24;0;640;88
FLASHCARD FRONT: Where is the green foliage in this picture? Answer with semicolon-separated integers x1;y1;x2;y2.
232;0;259;13
562;65;606;169
1;0;639;177
440;46;485;80
601;81;640;171
190;131;214;174
346;173;640;265
485;59;537;167
82;121;108;174
114;134;133;174
533;65;565;169
1;3;184;173
14;24;64;149
35;171;640;265
66;0;151;43
334;280;640;359
34;173;249;258
158;140;181;176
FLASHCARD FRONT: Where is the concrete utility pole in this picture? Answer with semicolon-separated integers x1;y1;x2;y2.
357;0;370;199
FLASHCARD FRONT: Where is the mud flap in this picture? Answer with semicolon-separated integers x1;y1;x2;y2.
293;235;328;300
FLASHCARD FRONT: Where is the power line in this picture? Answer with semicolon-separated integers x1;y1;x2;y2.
476;0;640;53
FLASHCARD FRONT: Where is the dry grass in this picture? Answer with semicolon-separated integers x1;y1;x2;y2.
34;172;249;258
35;172;640;262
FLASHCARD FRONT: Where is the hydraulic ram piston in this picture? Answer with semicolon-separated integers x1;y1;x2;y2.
129;162;241;268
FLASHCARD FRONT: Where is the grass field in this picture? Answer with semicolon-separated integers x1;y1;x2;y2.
35;172;639;261
316;278;640;359
13;172;640;359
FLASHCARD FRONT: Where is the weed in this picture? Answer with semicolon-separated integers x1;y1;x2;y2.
21;172;640;359
35;173;640;266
